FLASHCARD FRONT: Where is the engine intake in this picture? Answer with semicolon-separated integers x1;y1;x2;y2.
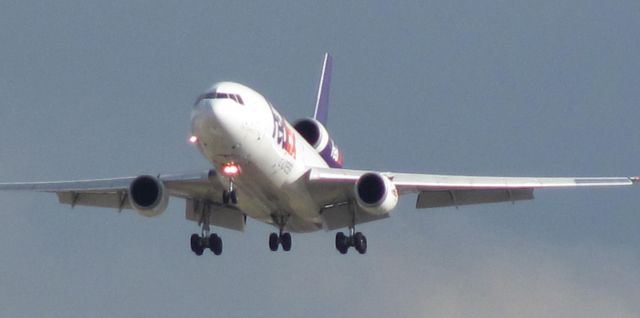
293;118;343;168
128;175;169;217
355;172;399;215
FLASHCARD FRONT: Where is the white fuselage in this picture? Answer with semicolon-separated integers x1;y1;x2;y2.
190;82;329;232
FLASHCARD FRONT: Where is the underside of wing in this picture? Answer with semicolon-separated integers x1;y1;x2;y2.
0;177;136;210
415;188;534;208
308;167;639;210
318;202;389;231
392;172;637;208
0;170;246;231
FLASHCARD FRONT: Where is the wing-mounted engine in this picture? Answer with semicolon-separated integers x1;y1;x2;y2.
128;175;169;217
355;173;399;215
293;118;343;168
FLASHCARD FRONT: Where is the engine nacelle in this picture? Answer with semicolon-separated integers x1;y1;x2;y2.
355;172;399;215
128;175;169;217
293;118;343;168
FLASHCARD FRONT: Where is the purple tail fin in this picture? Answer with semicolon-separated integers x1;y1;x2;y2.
313;53;332;125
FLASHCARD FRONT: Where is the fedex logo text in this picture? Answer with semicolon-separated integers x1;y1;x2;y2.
270;106;296;158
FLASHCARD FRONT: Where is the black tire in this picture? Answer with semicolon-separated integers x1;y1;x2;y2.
281;232;292;252
190;233;204;256
354;232;367;254
222;191;229;205
269;233;279;251
190;233;199;253
230;190;238;205
209;234;223;255
335;232;349;254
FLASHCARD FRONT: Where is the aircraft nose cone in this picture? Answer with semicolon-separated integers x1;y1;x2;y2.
195;100;210;112
210;100;237;126
192;99;232;122
192;99;242;137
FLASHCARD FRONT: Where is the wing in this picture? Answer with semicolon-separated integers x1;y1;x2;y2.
308;167;639;209
0;170;246;231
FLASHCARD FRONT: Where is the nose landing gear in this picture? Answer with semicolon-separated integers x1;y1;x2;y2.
220;162;240;205
222;187;237;205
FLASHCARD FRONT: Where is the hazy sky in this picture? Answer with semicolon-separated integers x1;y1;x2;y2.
1;1;640;317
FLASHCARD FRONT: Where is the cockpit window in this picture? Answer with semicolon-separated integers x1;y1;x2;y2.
194;92;245;105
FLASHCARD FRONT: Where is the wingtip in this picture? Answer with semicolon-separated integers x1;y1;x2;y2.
630;176;640;184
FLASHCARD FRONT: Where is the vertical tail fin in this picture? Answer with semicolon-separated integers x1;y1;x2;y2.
313;53;332;125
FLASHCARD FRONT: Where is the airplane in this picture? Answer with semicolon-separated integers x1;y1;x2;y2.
1;53;638;256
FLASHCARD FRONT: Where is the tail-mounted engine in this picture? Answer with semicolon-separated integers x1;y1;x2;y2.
355;172;399;215
293;118;343;168
128;175;169;217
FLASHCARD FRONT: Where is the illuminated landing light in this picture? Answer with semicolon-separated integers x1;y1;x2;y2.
221;162;241;177
188;135;199;144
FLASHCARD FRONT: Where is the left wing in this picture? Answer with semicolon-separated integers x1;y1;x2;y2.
0;171;246;231
308;167;639;209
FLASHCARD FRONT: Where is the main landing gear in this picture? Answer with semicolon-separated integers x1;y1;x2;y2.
269;214;292;252
335;227;367;255
269;230;292;252
190;233;222;256
190;218;222;256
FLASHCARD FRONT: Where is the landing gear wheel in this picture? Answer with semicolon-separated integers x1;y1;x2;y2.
281;232;292;252
269;233;279;251
192;203;224;256
335;232;349;254
209;234;223;255
223;190;237;205
222;191;230;205
354;232;367;254
190;233;204;256
229;190;238;204
268;232;292;252
334;230;367;255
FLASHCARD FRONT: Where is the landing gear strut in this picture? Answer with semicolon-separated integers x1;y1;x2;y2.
222;179;237;205
335;227;367;255
335;202;367;255
269;214;292;252
190;211;223;256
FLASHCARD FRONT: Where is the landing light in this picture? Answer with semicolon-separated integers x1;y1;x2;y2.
221;162;241;177
188;135;198;144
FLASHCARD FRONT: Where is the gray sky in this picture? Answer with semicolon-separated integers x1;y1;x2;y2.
1;1;640;317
